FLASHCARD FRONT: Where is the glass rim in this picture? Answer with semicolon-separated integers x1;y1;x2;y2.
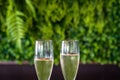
35;39;52;42
61;40;79;42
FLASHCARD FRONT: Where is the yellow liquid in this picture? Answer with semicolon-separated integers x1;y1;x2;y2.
60;54;79;80
34;58;53;80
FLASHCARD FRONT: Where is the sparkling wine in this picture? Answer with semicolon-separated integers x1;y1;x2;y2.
34;58;53;80
60;53;79;80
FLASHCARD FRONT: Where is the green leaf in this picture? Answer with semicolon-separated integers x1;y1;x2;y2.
25;0;36;19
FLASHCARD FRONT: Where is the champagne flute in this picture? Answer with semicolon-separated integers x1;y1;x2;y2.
60;40;80;80
34;40;54;80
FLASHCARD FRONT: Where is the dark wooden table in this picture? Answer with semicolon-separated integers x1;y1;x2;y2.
0;63;120;80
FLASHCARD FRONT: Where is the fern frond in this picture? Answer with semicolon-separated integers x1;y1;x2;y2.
6;11;25;40
6;1;25;52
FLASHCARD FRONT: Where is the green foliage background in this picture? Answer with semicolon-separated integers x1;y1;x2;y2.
0;0;120;65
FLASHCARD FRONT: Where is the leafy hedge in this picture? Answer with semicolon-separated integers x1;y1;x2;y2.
0;0;120;65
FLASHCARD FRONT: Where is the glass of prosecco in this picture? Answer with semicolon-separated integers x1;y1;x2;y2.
60;40;80;80
34;40;54;80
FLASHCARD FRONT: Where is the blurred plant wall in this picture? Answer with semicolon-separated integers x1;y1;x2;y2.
0;0;120;65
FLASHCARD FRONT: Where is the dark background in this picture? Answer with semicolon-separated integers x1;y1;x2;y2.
0;64;120;80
